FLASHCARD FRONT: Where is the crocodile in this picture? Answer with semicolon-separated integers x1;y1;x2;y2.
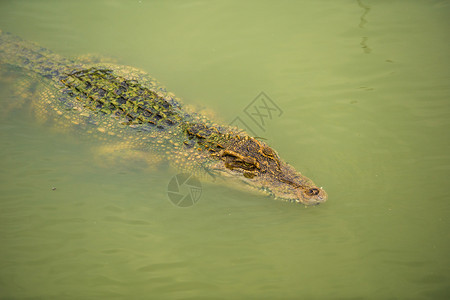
0;30;327;205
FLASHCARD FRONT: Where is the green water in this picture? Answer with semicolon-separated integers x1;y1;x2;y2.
0;1;449;299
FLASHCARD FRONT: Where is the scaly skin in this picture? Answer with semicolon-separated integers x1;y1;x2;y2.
0;30;327;205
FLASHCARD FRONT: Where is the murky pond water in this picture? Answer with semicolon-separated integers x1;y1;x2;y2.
0;1;449;299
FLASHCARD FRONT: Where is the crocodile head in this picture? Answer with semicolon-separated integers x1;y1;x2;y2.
211;135;327;205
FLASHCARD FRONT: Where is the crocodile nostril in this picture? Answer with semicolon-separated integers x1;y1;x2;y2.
307;188;320;196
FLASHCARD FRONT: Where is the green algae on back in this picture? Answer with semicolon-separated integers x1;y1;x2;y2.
0;30;327;205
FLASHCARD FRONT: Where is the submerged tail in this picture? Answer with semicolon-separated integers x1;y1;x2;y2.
0;30;74;80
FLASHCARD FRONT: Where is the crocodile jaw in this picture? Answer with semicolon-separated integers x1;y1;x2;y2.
209;161;328;206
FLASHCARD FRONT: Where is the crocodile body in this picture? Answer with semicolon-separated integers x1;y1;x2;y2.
0;30;327;205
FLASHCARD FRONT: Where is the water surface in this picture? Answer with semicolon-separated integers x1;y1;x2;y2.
0;1;449;299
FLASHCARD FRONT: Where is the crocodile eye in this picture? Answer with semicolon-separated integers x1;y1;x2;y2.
306;188;320;196
221;150;260;171
225;159;258;171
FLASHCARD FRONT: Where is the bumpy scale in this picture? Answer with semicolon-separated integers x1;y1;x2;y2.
0;30;327;205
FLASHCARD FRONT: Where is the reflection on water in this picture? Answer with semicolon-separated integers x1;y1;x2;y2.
358;0;372;54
